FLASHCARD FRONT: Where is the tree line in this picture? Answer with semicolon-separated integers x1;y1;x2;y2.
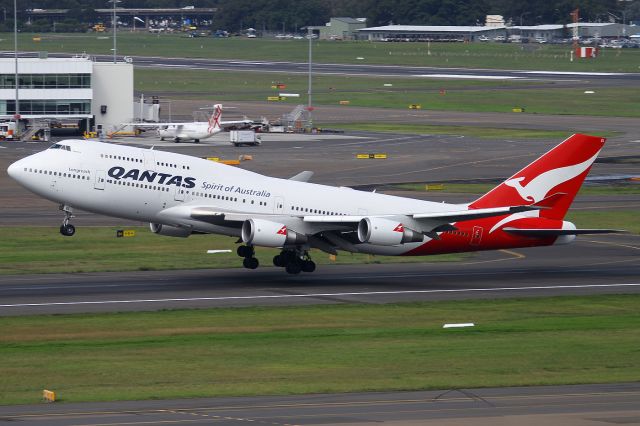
0;0;637;33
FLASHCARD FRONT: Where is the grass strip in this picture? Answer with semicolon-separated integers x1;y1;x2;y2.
0;226;467;275
1;205;636;275
132;67;640;118
6;33;640;72
1;294;639;405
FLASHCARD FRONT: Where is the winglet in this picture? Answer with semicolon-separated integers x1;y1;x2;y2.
289;171;314;182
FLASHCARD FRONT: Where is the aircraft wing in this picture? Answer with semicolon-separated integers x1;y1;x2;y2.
171;204;541;233
304;205;540;225
219;119;253;130
157;203;546;254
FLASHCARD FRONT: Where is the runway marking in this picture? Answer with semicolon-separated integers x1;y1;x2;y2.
585;239;640;251
518;71;628;76
74;420;204;425
1;283;639;309
414;74;524;80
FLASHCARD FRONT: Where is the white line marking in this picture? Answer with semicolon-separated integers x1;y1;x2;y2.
1;283;639;309
518;71;627;76
413;74;523;80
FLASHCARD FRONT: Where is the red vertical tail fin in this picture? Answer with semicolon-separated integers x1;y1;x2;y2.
470;134;606;220
207;104;222;134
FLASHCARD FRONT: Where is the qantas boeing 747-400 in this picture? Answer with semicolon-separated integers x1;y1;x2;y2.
7;133;622;274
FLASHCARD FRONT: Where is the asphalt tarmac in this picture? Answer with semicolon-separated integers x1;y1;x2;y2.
2;382;640;426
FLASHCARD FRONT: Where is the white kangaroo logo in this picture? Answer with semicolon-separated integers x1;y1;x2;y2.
504;151;600;203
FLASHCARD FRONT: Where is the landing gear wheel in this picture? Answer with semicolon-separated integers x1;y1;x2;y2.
60;223;75;237
285;261;302;275
160;137;165;141
174;138;181;143
194;139;200;143
301;260;316;273
273;254;285;267
237;245;254;258
243;257;259;270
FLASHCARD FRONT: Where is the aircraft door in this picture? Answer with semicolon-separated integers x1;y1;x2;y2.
94;170;105;190
174;187;185;202
143;152;155;170
273;196;284;214
470;226;483;246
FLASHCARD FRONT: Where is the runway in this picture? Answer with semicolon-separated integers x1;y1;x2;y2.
2;382;640;425
1;233;638;316
3;52;640;83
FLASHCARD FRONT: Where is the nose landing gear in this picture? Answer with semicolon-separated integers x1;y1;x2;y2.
59;204;75;237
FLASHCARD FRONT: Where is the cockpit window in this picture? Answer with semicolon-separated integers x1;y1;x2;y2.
49;144;70;151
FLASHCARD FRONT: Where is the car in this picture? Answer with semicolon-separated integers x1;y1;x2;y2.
493;35;506;42
534;37;547;44
478;35;490;42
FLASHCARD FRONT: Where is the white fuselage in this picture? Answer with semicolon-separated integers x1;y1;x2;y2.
158;123;218;141
7;140;460;255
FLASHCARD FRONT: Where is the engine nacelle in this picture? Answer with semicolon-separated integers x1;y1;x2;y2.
554;221;577;245
241;218;307;248
149;223;192;238
357;217;424;246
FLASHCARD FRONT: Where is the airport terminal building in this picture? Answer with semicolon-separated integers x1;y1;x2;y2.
356;25;507;42
0;56;133;135
356;23;640;42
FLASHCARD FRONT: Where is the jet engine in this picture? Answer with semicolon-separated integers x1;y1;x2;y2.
357;217;423;246
149;223;192;238
241;218;307;247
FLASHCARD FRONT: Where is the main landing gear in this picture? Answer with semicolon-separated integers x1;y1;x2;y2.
236;246;316;274
273;249;316;275
237;245;259;269
59;204;75;237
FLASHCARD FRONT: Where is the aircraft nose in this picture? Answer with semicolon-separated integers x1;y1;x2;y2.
7;159;25;181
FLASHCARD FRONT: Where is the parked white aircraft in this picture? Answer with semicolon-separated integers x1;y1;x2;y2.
7;134;621;274
130;104;251;143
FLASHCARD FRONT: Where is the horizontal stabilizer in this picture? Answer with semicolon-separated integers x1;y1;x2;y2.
503;228;628;237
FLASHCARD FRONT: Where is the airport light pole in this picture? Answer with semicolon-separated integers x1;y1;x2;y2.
307;27;313;128
14;0;18;119
110;0;121;63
